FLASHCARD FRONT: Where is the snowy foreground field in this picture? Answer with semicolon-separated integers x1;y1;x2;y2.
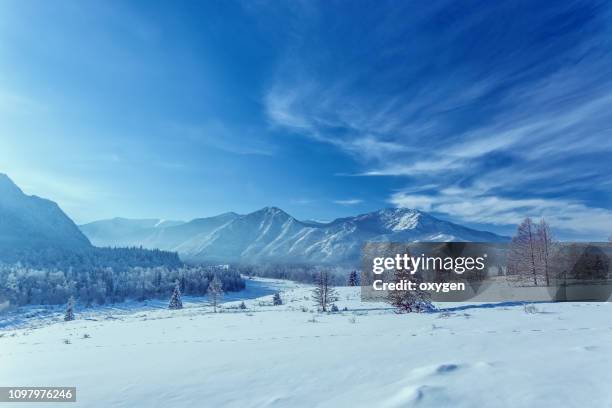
2;278;612;408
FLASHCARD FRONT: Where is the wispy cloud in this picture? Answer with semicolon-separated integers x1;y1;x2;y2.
264;1;612;237
292;198;315;205
169;121;276;156
333;199;363;205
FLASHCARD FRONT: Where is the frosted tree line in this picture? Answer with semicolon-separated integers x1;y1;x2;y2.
237;264;348;285
0;246;182;271
0;264;244;307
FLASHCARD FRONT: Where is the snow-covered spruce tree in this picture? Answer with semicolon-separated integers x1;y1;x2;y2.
312;271;338;312
347;270;359;286
207;275;224;313
272;292;282;306
387;265;432;313
239;301;247;310
168;281;183;310
64;296;75;321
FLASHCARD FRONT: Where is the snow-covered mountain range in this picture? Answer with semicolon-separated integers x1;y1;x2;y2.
0;173;91;253
81;206;508;264
0;173;507;265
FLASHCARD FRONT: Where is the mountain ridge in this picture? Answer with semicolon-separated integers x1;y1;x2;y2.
0;173;508;266
80;206;509;264
0;173;92;252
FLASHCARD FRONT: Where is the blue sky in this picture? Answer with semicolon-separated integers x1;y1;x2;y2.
1;0;611;239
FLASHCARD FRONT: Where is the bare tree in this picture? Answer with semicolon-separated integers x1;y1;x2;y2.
312;271;338;312
207;275;223;313
536;219;554;286
508;218;539;285
508;218;557;286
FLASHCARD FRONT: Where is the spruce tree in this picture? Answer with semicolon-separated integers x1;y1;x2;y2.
64;296;75;321
347;270;359;286
168;281;183;310
387;268;432;313
207;275;224;313
272;292;282;306
387;248;432;313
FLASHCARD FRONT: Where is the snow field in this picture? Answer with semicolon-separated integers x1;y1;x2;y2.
2;279;612;407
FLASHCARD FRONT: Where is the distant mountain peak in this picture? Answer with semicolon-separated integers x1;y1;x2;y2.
0;173;91;253
379;208;424;231
0;173;23;196
372;207;424;218
260;206;285;213
252;206;292;219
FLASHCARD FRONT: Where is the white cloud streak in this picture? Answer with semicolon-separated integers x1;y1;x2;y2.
333;199;363;205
